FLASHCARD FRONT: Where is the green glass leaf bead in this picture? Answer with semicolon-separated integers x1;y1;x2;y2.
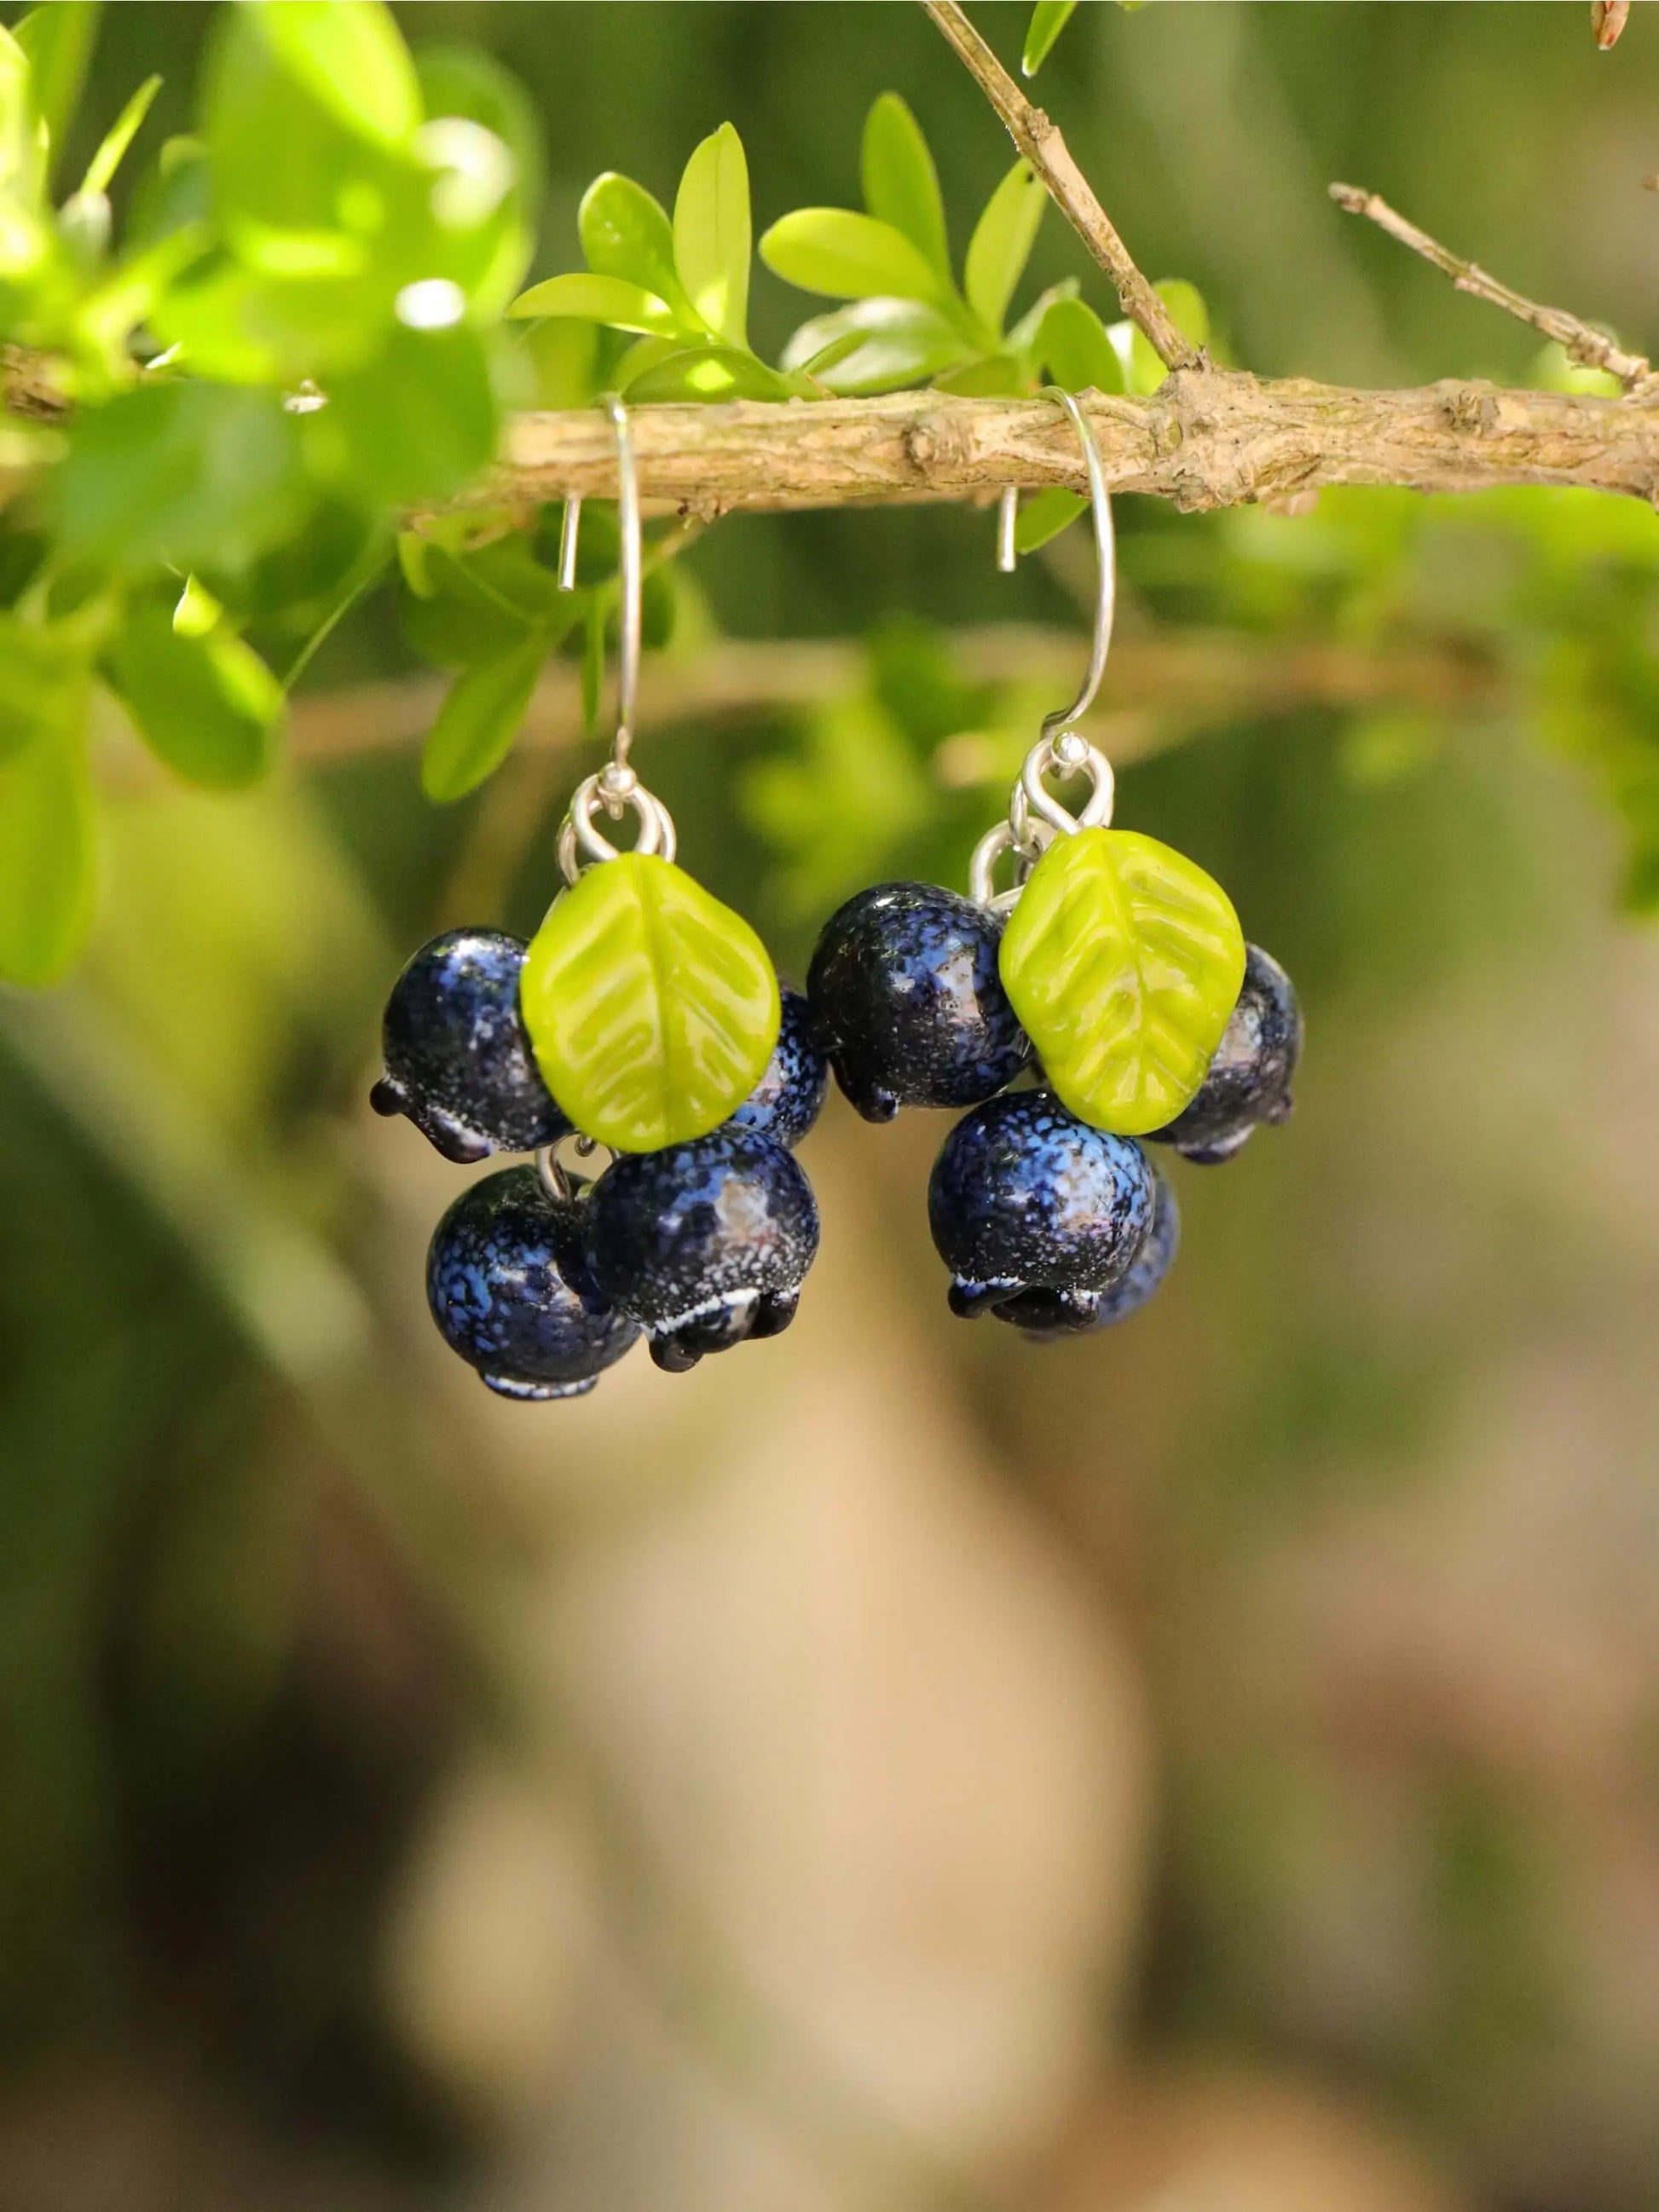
998;826;1246;1137
520;853;780;1154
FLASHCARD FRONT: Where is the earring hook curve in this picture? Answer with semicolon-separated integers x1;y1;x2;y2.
1036;384;1116;747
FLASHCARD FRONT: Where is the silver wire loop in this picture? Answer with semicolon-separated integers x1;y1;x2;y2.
1038;384;1116;746
535;1131;614;1205
552;394;676;880
558;771;678;886
1019;730;1115;841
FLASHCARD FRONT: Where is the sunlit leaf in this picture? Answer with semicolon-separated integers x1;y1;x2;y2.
508;270;679;335
0;721;95;987
780;296;971;394
1038;295;1125;393
14;2;99;179
521;852;780;1152
243;0;419;150
623;343;793;403
1021;0;1078;76
420;629;544;801
964;159;1045;337
860;92;950;284
1130;276;1210;392
673;121;749;348
106;599;283;788
760;206;943;303
580;170;685;309
80;70;159;196
999;826;1246;1135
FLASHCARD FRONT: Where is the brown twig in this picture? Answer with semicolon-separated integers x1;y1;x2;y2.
919;0;1200;373
1592;0;1631;50
1330;181;1656;394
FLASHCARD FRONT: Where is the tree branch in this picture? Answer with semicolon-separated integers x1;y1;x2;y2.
919;0;1199;373
1330;182;1657;393
486;373;1659;516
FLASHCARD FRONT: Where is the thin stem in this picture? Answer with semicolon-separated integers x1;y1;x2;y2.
919;0;1199;373
1330;181;1656;393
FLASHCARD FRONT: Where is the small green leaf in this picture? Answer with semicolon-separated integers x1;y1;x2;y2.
1022;0;1078;76
780;297;971;394
106;600;283;789
964;160;1045;337
521;852;780;1153
1038;296;1126;393
421;630;544;801
931;354;1025;396
999;826;1246;1135
0;615;89;765
80;70;159;196
673;121;749;348
508;271;679;335
246;0;419;150
760;207;943;303
0;720;95;987
624;343;794;403
317;321;496;507
1130;277;1209;392
14;2;100;178
1014;486;1085;554
581;170;685;309
860;93;950;283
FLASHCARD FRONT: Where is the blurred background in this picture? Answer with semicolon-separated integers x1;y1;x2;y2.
7;6;1659;2209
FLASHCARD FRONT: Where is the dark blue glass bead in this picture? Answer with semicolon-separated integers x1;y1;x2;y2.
426;1164;639;1401
583;1128;820;1372
806;882;1029;1123
726;985;828;1149
372;929;570;1165
1148;943;1303;1165
928;1089;1154;1322
994;1161;1180;1337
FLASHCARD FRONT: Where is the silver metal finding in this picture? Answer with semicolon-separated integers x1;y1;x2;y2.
1037;384;1115;746
536;1131;613;1204
996;485;1019;575
552;393;676;882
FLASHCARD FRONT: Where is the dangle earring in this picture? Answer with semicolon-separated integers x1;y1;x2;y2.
807;389;1304;1340
375;396;827;1396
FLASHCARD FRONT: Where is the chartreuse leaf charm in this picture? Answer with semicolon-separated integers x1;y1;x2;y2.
520;853;780;1153
999;827;1246;1137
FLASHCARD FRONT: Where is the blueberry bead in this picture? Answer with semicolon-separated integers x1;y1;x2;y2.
583;1128;819;1372
806;882;1028;1122
726;984;828;1149
928;1089;1154;1323
372;929;570;1164
1148;943;1303;1165
994;1161;1180;1337
426;1164;639;1401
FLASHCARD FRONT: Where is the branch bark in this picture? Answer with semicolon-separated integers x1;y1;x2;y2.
920;0;1199;372
485;373;1659;517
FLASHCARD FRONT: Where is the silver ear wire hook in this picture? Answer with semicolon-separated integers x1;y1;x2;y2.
1037;385;1116;745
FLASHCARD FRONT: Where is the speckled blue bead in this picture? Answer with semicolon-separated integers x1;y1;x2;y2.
1148;943;1303;1165
583;1128;820;1372
426;1165;639;1401
806;882;1029;1122
373;929;570;1164
928;1089;1154;1322
726;984;828;1149
994;1160;1180;1336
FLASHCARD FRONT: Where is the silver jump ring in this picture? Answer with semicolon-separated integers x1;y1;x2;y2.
1018;731;1115;842
558;772;678;886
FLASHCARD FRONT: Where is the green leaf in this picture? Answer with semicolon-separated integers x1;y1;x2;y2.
521;852;780;1153
964;160;1045;337
80;70;159;196
243;0;419;151
0;720;95;987
760;207;943;303
400;534;564;671
673;121;749;348
1013;486;1086;554
420;631;543;801
623;343;793;403
419;43;543;219
106;600;283;788
54;382;308;574
998;826;1245;1135
0;22;45;204
860;93;950;284
1130;277;1209;392
1038;295;1125;393
0;615;89;765
316;320;496;506
780;297;971;394
14;3;100;178
1022;0;1078;76
581;170;684;309
508;271;679;335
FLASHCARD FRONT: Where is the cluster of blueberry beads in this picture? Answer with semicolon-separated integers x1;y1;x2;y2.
374;933;827;1396
806;882;1302;1337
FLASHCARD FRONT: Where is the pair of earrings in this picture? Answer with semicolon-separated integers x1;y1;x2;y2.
373;394;1302;1401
